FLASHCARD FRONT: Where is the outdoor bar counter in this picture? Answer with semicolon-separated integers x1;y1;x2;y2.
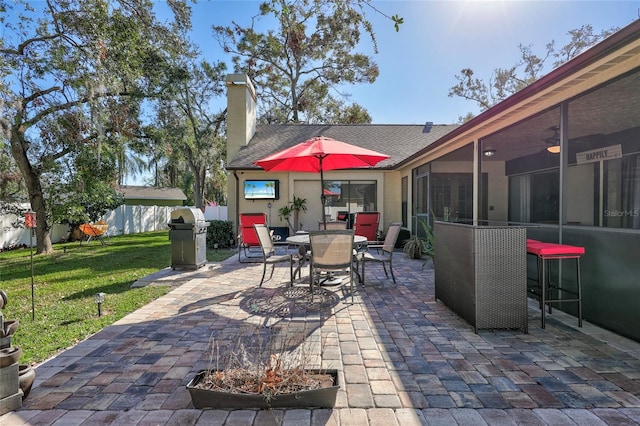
434;221;528;333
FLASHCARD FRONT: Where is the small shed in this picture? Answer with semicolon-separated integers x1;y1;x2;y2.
119;186;187;207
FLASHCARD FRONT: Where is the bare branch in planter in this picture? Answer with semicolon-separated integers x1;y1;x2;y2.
198;324;332;397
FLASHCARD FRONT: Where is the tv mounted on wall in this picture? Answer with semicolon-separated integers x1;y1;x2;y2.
244;179;280;200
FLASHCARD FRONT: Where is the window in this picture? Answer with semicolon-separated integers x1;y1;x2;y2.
323;180;377;223
508;170;559;224
530;170;559;224
603;154;640;229
566;70;640;229
430;174;455;221
430;173;486;223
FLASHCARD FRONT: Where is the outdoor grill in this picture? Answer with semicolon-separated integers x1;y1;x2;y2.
168;207;209;270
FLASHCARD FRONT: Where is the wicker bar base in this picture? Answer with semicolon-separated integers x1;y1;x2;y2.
434;222;528;333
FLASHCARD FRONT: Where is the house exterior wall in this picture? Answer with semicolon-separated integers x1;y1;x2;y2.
226;74;257;161
236;170;291;229
226;74;257;226
381;170;403;231
235;169;390;233
224;21;640;342
401;22;640;341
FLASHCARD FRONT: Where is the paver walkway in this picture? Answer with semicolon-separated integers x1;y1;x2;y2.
2;254;640;425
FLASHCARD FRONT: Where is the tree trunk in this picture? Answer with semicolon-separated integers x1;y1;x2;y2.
188;161;203;209
9;130;54;254
193;174;202;208
31;192;53;254
198;167;206;209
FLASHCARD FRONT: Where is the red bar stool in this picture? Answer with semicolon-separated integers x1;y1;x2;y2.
526;241;585;329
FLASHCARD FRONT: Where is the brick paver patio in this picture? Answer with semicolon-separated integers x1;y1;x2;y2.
2;253;639;425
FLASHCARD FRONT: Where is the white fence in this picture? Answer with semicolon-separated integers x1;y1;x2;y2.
1;205;228;249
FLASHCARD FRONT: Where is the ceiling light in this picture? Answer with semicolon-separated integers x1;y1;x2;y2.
546;145;561;154
543;126;561;154
483;149;496;157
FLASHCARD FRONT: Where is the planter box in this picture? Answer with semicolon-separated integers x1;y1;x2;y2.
187;369;339;409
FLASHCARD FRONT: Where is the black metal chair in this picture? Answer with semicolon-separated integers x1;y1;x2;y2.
359;222;402;286
254;224;297;287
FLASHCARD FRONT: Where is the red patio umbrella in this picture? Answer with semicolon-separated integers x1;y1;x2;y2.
323;188;340;197
254;136;389;229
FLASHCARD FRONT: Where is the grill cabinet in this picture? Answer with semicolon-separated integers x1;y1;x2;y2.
168;208;209;270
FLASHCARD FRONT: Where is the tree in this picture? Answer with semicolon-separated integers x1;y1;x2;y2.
0;148;24;201
213;0;390;124
0;0;191;253
134;124;174;187
304;95;372;124
48;148;124;230
153;59;228;208
449;24;619;115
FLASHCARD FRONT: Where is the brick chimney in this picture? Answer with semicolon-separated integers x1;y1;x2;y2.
226;74;257;162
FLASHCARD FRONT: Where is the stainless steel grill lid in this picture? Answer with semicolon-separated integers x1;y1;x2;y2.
170;207;206;225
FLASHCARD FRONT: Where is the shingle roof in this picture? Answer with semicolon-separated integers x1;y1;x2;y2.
227;123;459;170
119;186;187;200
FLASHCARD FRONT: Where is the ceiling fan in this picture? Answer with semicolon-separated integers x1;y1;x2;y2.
543;126;560;154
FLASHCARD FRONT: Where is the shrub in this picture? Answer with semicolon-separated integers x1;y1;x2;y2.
207;220;235;248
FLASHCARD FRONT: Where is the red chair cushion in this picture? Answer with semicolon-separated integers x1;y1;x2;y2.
239;213;267;246
526;241;585;256
353;212;380;241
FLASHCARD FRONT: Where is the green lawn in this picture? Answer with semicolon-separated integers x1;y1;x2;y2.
0;231;235;365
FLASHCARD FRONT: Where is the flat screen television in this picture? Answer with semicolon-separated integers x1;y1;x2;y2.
244;179;279;200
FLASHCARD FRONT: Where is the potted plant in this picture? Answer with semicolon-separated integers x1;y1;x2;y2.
403;235;426;259
278;205;294;234
403;222;435;266
186;326;339;409
291;196;307;231
278;196;307;234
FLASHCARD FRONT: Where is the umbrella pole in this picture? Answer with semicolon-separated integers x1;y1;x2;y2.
320;158;327;230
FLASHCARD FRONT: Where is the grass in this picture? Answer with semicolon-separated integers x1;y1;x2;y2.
0;231;235;365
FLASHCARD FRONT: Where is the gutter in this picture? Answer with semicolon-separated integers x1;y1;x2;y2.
233;171;240;242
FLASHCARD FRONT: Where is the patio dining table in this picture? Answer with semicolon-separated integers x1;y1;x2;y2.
286;233;368;283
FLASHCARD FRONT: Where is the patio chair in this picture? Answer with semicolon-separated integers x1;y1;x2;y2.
309;229;356;303
79;221;109;246
319;221;348;230
353;212;380;242
254;224;297;287
238;213;267;263
359;222;402;286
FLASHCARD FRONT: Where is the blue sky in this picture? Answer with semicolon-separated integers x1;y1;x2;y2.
182;0;638;125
